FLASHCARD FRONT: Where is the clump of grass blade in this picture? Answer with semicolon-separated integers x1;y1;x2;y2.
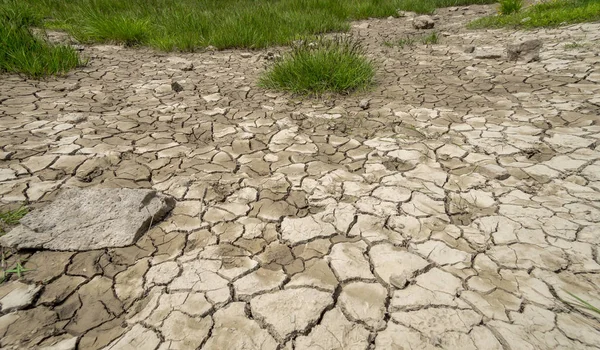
422;31;439;45
397;37;416;48
0;206;27;226
499;0;523;15
564;291;600;315
564;41;585;49
259;36;375;96
74;11;150;46
0;2;83;77
470;0;600;29
0;205;27;236
396;0;497;14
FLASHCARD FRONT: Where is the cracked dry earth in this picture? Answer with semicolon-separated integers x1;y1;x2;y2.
1;5;600;350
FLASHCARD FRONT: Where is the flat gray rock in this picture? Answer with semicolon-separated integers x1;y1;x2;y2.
0;188;175;251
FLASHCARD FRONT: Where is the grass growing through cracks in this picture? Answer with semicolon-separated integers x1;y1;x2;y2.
1;0;496;51
259;37;375;95
0;250;32;283
0;2;82;77
0;206;31;283
469;0;600;29
563;291;600;318
0;206;27;236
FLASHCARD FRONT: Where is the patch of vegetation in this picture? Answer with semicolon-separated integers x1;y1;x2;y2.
385;31;440;48
259;37;375;95
564;41;586;49
1;0;496;51
564;291;600;315
0;206;27;235
0;258;31;283
499;0;523;15
0;2;83;77
469;0;600;29
396;0;497;14
421;31;440;45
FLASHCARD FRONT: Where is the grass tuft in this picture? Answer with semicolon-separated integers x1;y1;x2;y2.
499;0;523;15
259;37;375;96
421;31;439;45
396;0;496;14
0;252;32;284
563;291;600;315
469;0;600;29
0;1;83;77
564;41;586;49
76;13;150;46
0;206;27;235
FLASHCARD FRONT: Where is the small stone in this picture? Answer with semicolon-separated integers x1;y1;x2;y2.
412;15;435;29
359;99;370;110
507;39;542;62
171;81;184;92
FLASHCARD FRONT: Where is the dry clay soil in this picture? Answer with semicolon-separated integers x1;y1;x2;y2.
1;5;600;350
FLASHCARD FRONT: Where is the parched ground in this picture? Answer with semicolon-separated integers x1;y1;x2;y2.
1;5;600;350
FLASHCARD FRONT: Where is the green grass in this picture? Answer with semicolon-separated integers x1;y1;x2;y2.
0;250;32;284
396;0;496;14
421;31;439;45
259;37;375;95
499;0;523;15
564;41;586;49
0;259;32;283
0;2;83;77
469;0;600;29
1;0;496;52
564;291;600;316
0;206;27;235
